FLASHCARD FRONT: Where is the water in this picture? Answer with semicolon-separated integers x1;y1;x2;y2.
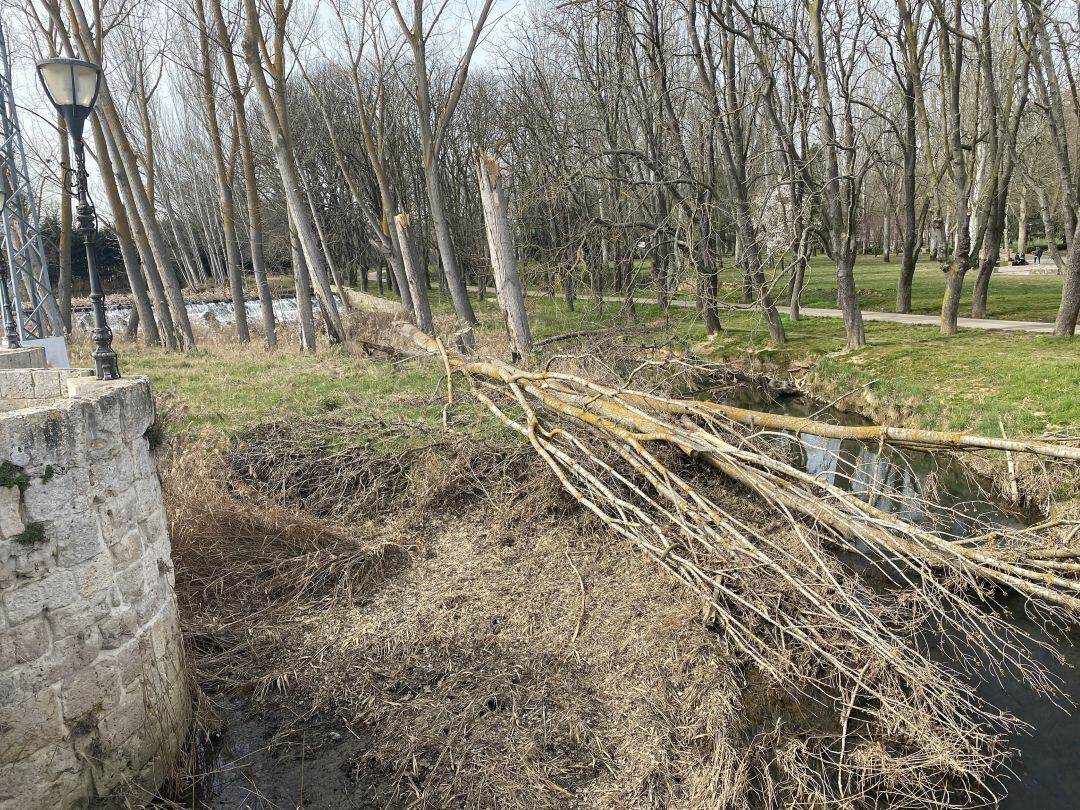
714;385;1079;808
71;295;339;333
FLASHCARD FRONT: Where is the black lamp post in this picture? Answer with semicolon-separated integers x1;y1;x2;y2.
36;57;118;380
0;173;20;349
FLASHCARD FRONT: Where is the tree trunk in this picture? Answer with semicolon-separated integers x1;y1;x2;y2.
1056;220;1080;335
476;152;532;360
1017;193;1027;256
241;0;343;344
92;117;170;348
972;186;1007;319
195;0;248;343
290;225;316;351
209;0;275;346
394;213;434;336
424;169;477;347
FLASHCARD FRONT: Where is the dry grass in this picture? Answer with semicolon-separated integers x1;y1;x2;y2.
165;413;931;809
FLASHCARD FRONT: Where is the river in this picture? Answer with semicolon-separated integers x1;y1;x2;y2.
716;385;1079;808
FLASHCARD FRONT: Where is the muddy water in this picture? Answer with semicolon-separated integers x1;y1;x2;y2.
716;386;1079;809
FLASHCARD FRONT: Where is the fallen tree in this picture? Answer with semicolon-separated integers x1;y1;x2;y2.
385;315;1080;808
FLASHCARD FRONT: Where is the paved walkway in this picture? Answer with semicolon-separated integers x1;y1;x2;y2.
508;289;1056;334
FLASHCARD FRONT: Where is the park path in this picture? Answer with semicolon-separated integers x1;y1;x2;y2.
504;289;1057;334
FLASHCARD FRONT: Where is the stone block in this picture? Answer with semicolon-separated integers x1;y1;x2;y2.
0;346;45;370
22;472;78;525
55;513;106;568
115;562;145;603
0;635;14;670
61;655;119;720
70;554;115;601
46;595;110;642
12;619;50;664
99;607;138;652
0;370;34;400
3;572;77;624
0;686;64;761
116;378;154;442
0;487;22;539
108;527;144;568
30;371;62;400
0;740;84;809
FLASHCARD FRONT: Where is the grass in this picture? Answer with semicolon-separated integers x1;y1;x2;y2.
100;334;461;435
771;255;1066;322
397;285;1080;438
79;271;1080;443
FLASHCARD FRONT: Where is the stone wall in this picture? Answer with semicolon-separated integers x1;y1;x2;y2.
0;347;47;371
0;370;189;809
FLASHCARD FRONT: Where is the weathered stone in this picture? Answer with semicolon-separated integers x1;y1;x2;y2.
0;487;22;539
12;619;50;664
0;687;63;761
115;562;145;603
55;513;107;567
1;375;189;808
30;371;62;400
3;572;77;624
99;607;138;652
0;371;33;400
46;595;110;641
61;655;120;720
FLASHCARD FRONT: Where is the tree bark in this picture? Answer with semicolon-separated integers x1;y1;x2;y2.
477;152;533;360
394;213;434;336
240;0;343;343
194;0;249;343
209;0;276;347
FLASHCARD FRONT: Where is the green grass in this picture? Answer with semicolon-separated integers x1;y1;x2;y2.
724;255;1066;323
374;284;1080;438
102;337;471;435
84;275;1079;443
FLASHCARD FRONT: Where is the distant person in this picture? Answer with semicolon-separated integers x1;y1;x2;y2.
1034;246;1044;265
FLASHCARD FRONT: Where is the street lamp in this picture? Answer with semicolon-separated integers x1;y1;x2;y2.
36;57;118;380
0;172;20;349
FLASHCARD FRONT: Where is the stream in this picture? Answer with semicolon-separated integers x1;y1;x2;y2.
717;385;1079;809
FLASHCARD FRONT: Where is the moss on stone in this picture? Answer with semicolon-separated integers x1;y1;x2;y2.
0;461;31;494
11;521;46;545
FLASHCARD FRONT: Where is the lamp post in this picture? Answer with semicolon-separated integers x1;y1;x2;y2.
0;172;19;348
36;57;118;380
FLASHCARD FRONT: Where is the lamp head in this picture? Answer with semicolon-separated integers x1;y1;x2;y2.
35;58;102;143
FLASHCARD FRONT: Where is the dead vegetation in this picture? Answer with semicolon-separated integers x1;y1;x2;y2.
153;306;1080;809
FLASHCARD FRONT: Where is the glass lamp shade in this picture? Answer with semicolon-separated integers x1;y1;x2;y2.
36;58;102;118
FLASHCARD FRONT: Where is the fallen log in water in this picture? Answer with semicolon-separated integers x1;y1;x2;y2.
386;315;1079;808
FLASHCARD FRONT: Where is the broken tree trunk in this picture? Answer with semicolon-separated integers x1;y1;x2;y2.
476;151;533;361
394;213;435;336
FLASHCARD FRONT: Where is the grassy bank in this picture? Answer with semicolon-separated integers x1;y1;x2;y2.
81;280;1079;443
373;287;1080;439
